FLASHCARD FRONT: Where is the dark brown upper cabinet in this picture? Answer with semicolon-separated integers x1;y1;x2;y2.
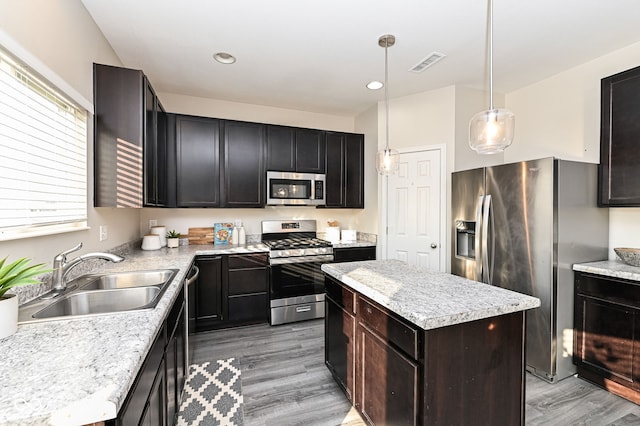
174;114;221;207
222;120;266;207
325;132;364;208
599;64;640;206
93;63;166;207
173;116;265;208
266;125;326;173
144;81;167;207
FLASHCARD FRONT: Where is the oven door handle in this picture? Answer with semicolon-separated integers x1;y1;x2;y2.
269;254;334;265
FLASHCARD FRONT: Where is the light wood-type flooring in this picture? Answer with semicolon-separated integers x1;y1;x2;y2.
190;319;640;426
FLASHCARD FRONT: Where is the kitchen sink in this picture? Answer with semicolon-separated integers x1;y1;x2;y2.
18;268;178;323
78;269;177;290
32;287;162;319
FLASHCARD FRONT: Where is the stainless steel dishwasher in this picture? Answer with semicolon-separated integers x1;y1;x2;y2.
184;264;199;368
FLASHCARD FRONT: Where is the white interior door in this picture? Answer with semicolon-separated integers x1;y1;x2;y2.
386;148;442;271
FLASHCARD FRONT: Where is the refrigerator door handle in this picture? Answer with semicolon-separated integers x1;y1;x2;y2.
482;194;493;284
476;195;484;281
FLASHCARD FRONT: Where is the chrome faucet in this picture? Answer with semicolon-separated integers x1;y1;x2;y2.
51;243;124;292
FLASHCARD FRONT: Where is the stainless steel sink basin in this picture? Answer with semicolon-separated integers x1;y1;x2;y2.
18;268;178;323
79;269;176;290
33;287;161;319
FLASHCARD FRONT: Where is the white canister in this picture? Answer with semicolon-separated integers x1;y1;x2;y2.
141;234;161;250
150;226;167;247
326;227;341;244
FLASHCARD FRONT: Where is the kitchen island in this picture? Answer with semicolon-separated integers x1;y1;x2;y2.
322;259;541;426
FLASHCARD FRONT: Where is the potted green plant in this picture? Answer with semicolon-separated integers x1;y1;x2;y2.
0;257;51;339
166;230;181;248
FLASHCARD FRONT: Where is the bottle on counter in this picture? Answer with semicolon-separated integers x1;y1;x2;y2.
238;226;246;245
234;219;246;245
232;226;239;245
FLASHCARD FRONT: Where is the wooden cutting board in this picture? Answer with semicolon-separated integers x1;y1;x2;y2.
187;227;214;245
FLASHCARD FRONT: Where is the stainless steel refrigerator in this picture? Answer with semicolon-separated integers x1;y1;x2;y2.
451;157;609;382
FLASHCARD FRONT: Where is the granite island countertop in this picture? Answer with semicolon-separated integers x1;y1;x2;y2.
573;259;640;282
321;259;540;330
0;243;268;426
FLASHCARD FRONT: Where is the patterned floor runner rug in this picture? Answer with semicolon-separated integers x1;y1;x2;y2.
177;358;244;426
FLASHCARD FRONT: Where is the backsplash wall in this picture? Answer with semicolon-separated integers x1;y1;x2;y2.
139;207;376;241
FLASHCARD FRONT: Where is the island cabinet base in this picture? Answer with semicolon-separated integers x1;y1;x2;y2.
324;276;526;426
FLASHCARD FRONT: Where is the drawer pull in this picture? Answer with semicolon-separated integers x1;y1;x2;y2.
296;306;312;313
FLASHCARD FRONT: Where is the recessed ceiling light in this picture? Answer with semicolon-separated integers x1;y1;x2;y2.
367;80;383;90
213;52;236;64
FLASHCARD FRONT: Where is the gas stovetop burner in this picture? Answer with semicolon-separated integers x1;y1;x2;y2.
261;219;334;263
263;237;333;250
263;238;333;261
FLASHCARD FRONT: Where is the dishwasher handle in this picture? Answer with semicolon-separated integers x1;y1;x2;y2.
185;265;199;287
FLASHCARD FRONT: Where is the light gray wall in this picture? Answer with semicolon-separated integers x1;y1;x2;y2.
506;40;640;259
0;0;140;266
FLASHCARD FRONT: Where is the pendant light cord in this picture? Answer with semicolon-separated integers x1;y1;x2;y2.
384;38;390;152
489;0;494;111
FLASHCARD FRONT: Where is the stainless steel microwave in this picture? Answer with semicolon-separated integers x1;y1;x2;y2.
266;171;325;205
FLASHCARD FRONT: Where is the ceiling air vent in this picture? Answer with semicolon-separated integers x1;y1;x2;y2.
409;52;446;73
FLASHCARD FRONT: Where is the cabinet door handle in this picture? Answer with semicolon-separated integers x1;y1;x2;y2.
296;306;312;313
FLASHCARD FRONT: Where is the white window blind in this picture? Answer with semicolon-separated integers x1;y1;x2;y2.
0;45;87;238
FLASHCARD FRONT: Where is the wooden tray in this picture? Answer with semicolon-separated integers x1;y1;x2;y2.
187;227;214;245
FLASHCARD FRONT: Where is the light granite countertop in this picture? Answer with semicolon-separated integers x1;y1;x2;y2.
321;259;541;331
0;243;267;426
330;240;376;249
573;259;640;282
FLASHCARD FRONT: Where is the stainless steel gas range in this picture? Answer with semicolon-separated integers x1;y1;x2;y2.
262;219;333;325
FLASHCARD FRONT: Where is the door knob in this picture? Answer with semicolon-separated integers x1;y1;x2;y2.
431;243;438;249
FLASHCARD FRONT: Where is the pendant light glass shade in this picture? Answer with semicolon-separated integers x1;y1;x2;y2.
469;0;515;154
469;108;515;154
376;34;400;175
376;148;399;175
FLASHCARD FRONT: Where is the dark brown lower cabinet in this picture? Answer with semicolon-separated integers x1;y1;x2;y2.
225;253;269;325
140;357;166;426
357;324;419;425
333;246;376;263
194;256;223;331
166;299;186;423
325;282;356;401
574;271;640;404
195;254;269;332
110;285;186;426
324;275;526;426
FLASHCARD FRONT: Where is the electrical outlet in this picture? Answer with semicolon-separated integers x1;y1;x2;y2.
149;219;157;230
99;225;108;241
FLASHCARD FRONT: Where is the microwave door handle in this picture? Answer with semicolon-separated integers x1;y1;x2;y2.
475;195;484;281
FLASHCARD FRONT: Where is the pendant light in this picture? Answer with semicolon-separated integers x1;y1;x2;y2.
376;34;400;175
469;0;515;154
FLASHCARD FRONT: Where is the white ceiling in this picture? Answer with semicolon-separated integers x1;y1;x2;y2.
81;0;640;117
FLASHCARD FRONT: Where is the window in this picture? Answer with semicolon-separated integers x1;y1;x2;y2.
0;45;88;240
